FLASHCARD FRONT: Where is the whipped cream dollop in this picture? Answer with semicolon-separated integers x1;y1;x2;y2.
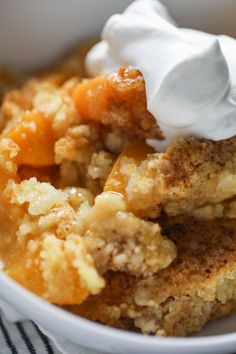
86;0;236;150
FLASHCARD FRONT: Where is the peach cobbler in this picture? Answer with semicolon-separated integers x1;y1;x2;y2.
1;38;236;338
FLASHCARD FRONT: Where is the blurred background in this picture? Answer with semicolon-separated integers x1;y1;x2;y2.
0;0;235;71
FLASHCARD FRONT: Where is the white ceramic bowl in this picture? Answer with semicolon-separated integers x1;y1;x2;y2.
1;1;236;353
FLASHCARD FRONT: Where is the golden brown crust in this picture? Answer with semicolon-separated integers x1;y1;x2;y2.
72;217;236;336
105;137;236;218
79;192;176;276
1;49;236;338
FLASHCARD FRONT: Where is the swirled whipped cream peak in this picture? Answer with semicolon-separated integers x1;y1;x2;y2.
86;0;236;150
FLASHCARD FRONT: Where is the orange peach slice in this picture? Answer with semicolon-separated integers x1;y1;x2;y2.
4;111;55;167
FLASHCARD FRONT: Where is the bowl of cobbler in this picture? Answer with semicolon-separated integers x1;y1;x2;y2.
1;0;236;353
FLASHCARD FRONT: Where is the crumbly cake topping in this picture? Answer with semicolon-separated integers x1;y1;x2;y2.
1;43;236;337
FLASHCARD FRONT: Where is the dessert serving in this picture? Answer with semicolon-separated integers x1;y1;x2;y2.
1;0;236;337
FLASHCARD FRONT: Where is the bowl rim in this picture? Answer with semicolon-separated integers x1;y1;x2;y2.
0;272;236;353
